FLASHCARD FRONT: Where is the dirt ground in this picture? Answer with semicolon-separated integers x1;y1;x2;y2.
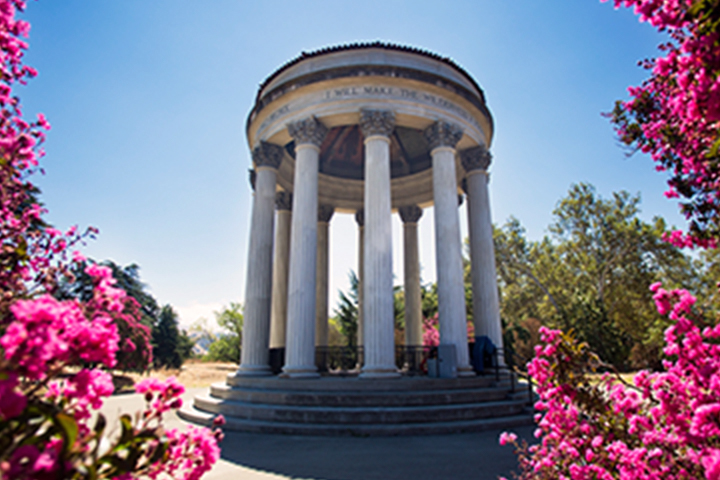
114;360;237;392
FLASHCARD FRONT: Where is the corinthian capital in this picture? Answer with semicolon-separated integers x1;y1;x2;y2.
248;168;256;191
460;145;492;172
359;109;396;138
398;205;423;224
287;116;328;147
424;121;463;151
252;141;284;169
318;204;335;223
355;209;364;227
275;191;293;211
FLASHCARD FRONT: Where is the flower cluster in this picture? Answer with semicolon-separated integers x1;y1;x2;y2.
606;0;720;244
501;284;720;479
422;314;440;347
0;1;220;479
421;313;475;347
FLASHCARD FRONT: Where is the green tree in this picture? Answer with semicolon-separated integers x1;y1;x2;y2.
332;272;413;346
393;284;405;343
496;183;697;370
205;303;244;363
152;305;194;369
333;272;358;347
60;260;160;325
57;259;157;372
420;282;438;320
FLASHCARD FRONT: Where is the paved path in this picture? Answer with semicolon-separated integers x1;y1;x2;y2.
100;387;534;480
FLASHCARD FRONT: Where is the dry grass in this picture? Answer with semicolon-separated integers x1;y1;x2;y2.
114;359;238;393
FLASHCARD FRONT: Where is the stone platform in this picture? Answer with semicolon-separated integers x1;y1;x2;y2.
179;374;534;436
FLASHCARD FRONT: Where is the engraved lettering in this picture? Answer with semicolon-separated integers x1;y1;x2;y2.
257;85;482;139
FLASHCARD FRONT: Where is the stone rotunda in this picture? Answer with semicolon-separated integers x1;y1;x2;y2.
181;43;533;435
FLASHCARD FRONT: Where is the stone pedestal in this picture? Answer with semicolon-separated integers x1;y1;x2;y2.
359;110;400;379
282;117;327;379
462;146;504;362
270;191;292;348
425;121;474;377
235;142;283;377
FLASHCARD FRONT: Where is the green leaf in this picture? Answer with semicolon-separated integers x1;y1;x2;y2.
55;412;79;452
94;413;106;435
708;136;720;158
118;414;134;445
147;442;168;465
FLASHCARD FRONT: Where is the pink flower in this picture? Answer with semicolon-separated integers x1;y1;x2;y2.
137;376;186;415
704;450;720;480
0;374;26;420
2;295;120;380
499;432;518;446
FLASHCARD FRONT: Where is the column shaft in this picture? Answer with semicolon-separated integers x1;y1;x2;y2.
399;206;423;347
360;134;399;378
282;144;320;378
315;206;334;348
270;194;292;348
356;210;364;350
466;170;504;357
236;166;276;376
431;145;474;376
315;222;329;347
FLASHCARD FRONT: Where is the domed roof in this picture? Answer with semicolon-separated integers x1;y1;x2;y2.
247;42;491;134
256;42;485;103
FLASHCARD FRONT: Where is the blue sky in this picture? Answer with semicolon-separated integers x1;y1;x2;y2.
18;1;682;329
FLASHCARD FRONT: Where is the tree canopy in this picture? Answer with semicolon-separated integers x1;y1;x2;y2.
497;183;710;369
204;302;244;363
59;259;194;370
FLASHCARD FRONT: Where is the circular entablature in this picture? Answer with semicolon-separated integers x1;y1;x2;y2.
246;43;494;211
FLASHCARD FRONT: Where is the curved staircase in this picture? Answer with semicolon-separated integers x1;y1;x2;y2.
179;374;535;436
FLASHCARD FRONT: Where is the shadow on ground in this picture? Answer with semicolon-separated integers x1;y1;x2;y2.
102;386;534;480
217;425;535;480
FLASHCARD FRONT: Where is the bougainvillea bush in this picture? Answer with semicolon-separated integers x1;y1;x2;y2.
501;285;720;479
0;1;222;478
500;1;720;477
607;0;720;246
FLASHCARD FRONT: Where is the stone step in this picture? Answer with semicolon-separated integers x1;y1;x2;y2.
178;404;534;436
225;374;511;392
210;382;514;407
193;394;527;425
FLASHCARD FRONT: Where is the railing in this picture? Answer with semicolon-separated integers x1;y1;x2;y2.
395;345;438;375
498;347;535;407
264;343;535;405
315;346;363;373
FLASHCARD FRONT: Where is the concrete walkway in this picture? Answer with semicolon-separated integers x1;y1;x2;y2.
100;387;534;480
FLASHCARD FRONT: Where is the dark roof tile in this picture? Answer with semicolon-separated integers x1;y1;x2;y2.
257;41;482;102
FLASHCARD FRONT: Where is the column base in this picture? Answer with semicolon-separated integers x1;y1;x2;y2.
457;365;476;377
231;364;273;378
359;365;401;379
280;365;319;379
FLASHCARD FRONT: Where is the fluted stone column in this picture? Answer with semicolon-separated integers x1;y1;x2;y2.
235;142;283;377
270;191;292;348
315;205;335;348
425;121;474;377
399;205;423;348
282;117;327;378
359;109;399;379
461;146;504;360
355;209;364;350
